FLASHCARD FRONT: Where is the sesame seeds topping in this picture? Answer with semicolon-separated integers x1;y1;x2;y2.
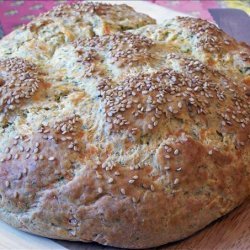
74;32;154;74
0;58;41;113
97;53;249;139
54;115;80;134
75;48;100;77
48;156;55;161
175;17;234;52
43;2;114;18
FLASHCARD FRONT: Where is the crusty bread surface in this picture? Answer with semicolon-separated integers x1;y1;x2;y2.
0;2;249;249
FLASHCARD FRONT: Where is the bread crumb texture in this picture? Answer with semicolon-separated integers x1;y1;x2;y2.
0;2;249;249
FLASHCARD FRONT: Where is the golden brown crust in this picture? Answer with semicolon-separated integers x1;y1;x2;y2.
0;3;249;249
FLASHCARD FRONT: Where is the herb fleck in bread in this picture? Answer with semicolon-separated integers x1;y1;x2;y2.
0;2;249;249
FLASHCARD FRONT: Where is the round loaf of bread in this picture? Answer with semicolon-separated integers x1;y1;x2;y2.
0;2;249;249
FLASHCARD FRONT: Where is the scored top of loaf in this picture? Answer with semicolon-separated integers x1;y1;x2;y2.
0;2;249;249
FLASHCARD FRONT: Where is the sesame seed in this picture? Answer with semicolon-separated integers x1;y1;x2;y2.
165;155;171;159
177;102;182;109
167;148;172;153
114;171;120;176
14;191;18;199
174;149;179;155
107;177;114;184
208;150;213;155
132;175;138;180
97;187;103;194
39;155;44;160
120;188;126;195
128;179;135;184
48;156;55;161
33;148;39;154
173;178;179;185
150;184;155;192
33;155;38;161
148;124;153;130
5;180;10;188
